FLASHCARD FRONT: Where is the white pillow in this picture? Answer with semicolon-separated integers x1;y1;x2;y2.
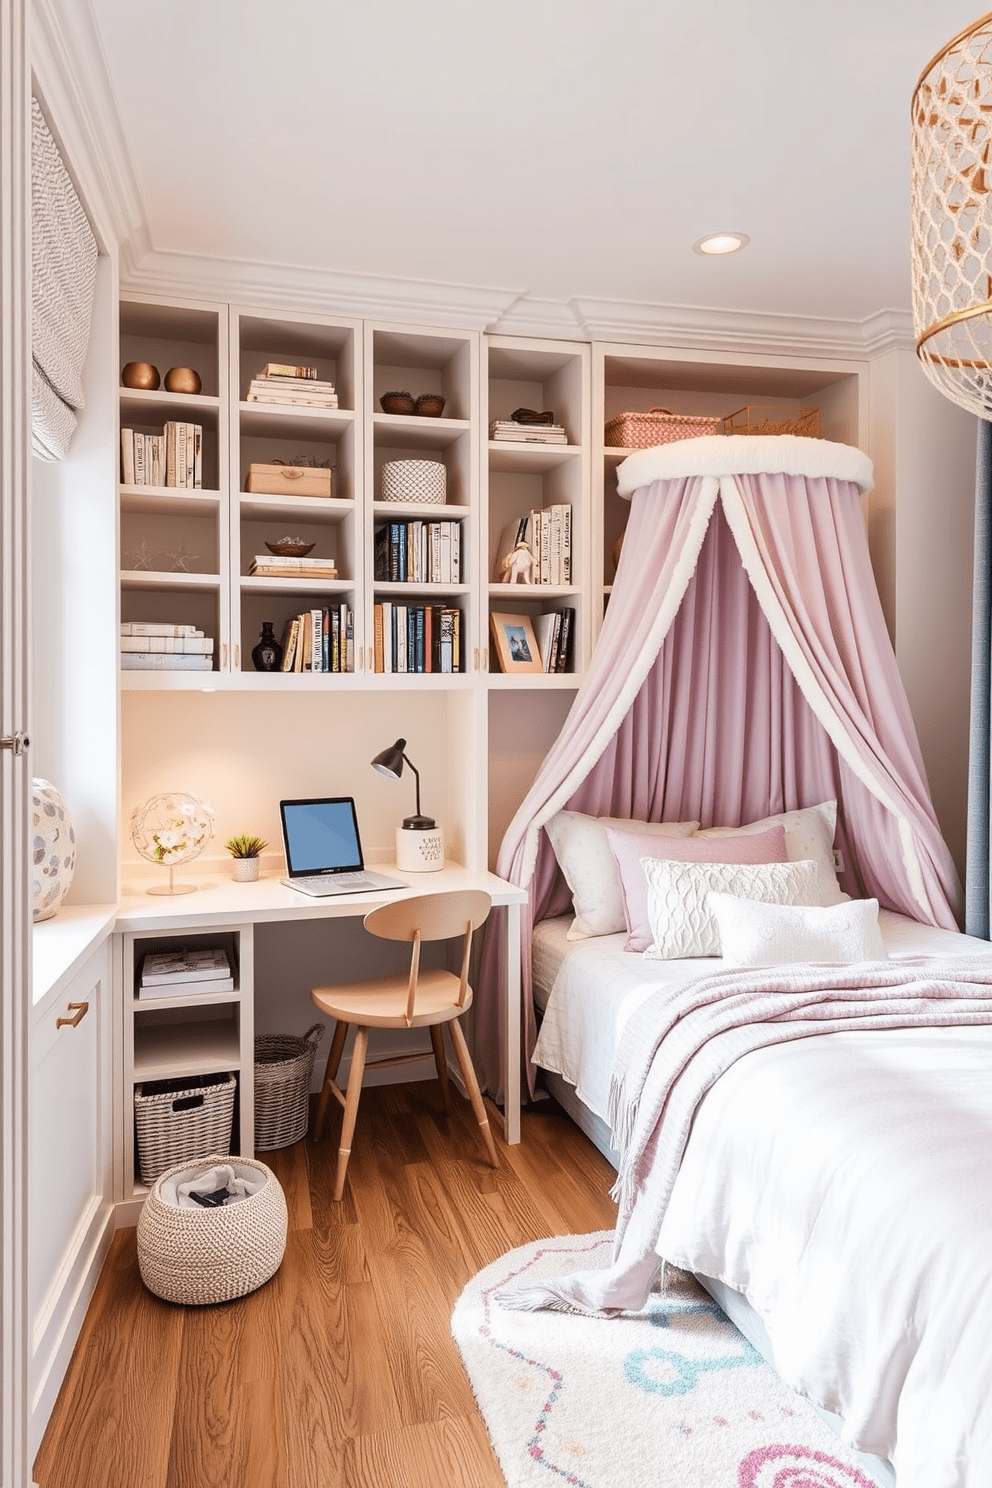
642;856;820;960
545;811;699;940
708;894;888;968
694;800;846;907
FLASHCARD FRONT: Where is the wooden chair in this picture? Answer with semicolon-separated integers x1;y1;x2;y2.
309;889;498;1200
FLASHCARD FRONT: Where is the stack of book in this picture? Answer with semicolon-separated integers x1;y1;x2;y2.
279;604;353;672
373;603;461;674
493;505;572;585
121;422;203;488
245;363;339;409
120;621;214;672
248;554;339;580
138;946;233;1000
373;520;461;584
534;607;575;673
490;418;568;445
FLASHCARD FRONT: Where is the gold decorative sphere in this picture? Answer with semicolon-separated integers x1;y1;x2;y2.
164;366;202;395
121;361;160;391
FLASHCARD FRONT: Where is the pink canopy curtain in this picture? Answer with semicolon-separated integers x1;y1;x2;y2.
474;439;961;1101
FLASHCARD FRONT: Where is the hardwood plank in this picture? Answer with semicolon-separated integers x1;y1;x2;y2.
34;1229;182;1488
265;1139;314;1232
344;1413;502;1488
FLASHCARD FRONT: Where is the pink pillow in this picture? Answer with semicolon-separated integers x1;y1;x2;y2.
605;823;788;953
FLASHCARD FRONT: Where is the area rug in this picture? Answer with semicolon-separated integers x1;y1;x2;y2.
451;1232;885;1488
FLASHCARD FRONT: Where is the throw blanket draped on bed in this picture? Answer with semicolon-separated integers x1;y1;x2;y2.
499;955;992;1315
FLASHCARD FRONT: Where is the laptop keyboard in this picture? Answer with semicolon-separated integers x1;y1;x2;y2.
295;872;369;889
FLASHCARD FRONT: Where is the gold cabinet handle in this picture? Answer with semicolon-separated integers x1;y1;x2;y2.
56;1001;89;1029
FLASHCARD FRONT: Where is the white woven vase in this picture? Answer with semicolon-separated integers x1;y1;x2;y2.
232;857;260;882
31;778;76;921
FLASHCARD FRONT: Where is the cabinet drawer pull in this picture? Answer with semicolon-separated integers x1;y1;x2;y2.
56;1001;89;1029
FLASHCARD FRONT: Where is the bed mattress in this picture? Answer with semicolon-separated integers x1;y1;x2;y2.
531;911;992;1486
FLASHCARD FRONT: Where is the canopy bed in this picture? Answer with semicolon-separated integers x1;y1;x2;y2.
476;436;992;1488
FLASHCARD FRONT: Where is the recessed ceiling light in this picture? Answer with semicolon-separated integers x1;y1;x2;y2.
692;232;750;256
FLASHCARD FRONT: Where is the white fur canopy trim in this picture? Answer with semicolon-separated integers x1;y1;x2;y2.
616;434;874;498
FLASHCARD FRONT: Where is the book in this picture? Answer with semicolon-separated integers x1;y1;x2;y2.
533;611;560;671
245;389;339;408
248;564;339;580
120;427;135;485
138;975;235;999
120;652;212;671
250;555;337;569
259;363;319;380
120;622;203;637
140;947;230;985
279;616;300;671
250;374;335;394
309;609;323;673
120;636;214;654
556;606;574;672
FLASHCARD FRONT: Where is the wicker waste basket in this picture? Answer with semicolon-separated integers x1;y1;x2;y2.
134;1071;236;1186
253;1023;324;1151
137;1155;288;1305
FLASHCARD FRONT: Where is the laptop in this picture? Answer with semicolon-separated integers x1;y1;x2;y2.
279;796;407;897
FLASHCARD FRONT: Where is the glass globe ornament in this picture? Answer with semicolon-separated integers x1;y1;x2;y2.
130;791;215;895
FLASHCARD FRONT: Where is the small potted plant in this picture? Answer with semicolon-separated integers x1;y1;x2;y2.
225;834;267;883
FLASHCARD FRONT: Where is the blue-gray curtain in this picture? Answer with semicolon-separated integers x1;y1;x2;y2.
966;418;992;937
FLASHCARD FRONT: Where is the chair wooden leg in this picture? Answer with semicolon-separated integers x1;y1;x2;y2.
447;1017;499;1169
335;1026;368;1202
429;1024;450;1114
313;1018;348;1141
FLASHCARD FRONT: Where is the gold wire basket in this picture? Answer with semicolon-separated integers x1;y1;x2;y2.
721;405;821;438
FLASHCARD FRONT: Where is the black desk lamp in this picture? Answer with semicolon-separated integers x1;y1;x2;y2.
371;738;444;871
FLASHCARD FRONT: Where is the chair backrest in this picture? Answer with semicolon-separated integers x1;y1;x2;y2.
363;890;492;1023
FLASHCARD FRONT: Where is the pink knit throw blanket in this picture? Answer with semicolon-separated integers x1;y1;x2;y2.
498;955;992;1315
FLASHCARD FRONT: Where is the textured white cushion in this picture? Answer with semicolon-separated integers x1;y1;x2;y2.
694;800;847;907
545;811;699;940
642;856;820;960
708;894;888;968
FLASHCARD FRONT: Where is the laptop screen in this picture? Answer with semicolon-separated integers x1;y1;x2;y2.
280;797;365;877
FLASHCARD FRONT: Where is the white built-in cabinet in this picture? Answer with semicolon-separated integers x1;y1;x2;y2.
28;939;114;1457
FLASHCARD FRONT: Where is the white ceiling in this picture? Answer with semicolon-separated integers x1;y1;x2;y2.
80;0;980;334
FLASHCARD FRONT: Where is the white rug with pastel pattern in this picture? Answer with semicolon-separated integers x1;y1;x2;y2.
452;1232;885;1488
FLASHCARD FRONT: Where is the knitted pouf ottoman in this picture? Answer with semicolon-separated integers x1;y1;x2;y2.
137;1154;288;1305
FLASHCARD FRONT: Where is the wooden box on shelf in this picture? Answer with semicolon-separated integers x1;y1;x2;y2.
246;463;332;499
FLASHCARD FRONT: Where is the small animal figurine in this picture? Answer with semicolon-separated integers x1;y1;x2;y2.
499;541;535;584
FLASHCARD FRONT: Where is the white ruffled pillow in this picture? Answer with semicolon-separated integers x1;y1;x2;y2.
545;810;699;940
642;856;820;960
694;800;847;907
708;894;888;968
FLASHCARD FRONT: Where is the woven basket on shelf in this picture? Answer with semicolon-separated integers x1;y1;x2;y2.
134;1071;236;1186
137;1154;288;1305
253;1023;324;1151
721;404;822;438
604;407;722;449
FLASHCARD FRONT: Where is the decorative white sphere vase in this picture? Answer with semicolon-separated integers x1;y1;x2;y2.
395;824;445;873
131;791;215;895
31;778;76;922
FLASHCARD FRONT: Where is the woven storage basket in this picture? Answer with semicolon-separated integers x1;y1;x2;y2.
137;1155;288;1305
721;405;822;438
604;407;722;449
134;1072;236;1186
253;1023;324;1151
381;459;446;504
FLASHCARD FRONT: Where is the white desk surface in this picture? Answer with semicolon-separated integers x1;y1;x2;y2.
114;861;526;931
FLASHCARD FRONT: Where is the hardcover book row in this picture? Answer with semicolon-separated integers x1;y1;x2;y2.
374;520;462;586
372;602;462;674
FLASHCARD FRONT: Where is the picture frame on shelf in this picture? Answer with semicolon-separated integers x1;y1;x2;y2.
489;611;543;674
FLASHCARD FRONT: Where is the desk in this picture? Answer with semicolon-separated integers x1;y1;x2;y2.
115;864;527;1194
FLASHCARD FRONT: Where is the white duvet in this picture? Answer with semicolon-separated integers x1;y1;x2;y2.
532;912;992;1488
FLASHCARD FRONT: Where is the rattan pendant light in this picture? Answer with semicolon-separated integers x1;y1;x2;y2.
912;12;992;417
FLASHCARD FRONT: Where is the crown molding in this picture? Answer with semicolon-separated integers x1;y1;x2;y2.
120;246;523;330
30;0;145;255
488;296;587;339
858;308;916;357
569;295;913;362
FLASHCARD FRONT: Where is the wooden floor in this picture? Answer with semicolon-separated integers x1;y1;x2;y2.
34;1082;618;1488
